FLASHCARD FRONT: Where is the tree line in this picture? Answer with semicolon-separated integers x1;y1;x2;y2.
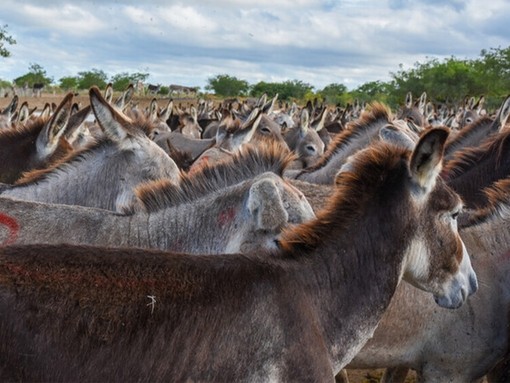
1;23;508;110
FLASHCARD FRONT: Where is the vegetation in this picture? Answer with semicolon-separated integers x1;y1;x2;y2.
3;45;510;110
0;24;16;58
205;74;249;97
13;63;53;88
110;72;149;91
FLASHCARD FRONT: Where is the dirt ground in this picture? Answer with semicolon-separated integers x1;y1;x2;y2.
0;92;421;383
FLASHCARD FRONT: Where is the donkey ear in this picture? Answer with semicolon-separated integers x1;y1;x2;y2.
16;101;30;125
63;104;91;140
114;83;135;111
409;128;449;191
495;95;510;132
300;109;310;136
405;92;413;108
1;95;18;118
104;83;114;104
247;177;288;231
241;108;262;144
37;92;73;153
379;125;415;151
89;86;129;141
149;98;159;121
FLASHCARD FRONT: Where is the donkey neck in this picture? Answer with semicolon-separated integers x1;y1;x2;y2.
128;187;249;253
2;142;132;210
280;192;412;371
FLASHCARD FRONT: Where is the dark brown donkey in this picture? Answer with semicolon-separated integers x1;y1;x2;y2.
0;93;81;184
0;128;477;382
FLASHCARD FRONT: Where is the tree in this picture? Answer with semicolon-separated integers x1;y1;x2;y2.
250;79;313;101
77;69;108;90
110;72;149;91
59;76;79;91
319;83;348;105
475;46;510;100
14;63;53;87
205;74;249;97
0;24;16;58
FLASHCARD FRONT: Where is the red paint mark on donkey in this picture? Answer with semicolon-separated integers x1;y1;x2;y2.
218;207;236;228
0;213;19;246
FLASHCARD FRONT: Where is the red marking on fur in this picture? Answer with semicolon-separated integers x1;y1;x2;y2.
0;213;19;246
218;207;236;228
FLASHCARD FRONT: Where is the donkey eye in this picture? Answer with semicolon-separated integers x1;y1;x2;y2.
451;211;459;220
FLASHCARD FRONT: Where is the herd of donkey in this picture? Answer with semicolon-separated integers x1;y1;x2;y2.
0;83;508;382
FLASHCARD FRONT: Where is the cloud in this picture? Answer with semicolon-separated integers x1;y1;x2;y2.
0;0;508;91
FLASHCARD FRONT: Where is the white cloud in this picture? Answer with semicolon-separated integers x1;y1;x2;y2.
0;0;508;90
20;4;106;35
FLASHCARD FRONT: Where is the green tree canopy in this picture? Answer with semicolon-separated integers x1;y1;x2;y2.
59;76;78;91
0;24;16;58
14;63;53;87
205;74;249;97
319;83;348;105
390;57;485;106
77;69;108;90
250;79;313;101
110;72;149;91
475;46;510;99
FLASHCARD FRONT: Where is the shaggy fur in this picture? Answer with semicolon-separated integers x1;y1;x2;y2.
136;142;295;212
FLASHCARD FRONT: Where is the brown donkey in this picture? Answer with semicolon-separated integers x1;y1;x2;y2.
0;128;476;382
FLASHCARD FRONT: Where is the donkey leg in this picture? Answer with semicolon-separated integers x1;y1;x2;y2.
334;369;349;383
381;367;409;383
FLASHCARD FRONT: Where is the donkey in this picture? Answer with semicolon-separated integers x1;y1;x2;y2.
286;102;394;184
342;177;510;383
441;127;510;209
283;108;325;169
0;87;180;212
0;142;314;253
0;170;314;254
0;128;476;382
0;93;76;184
444;95;510;162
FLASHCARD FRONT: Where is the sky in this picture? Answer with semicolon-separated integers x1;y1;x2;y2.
1;0;509;92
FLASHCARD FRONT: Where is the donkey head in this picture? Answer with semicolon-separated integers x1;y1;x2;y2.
89;86;181;211
401;128;478;308
238;172;315;253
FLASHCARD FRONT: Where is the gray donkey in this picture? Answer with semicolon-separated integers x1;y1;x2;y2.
1;87;181;212
0;143;315;253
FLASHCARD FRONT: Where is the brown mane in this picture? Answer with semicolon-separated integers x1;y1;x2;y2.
459;177;510;227
299;102;392;173
136;142;294;212
443;128;510;180
14;137;108;185
280;140;408;255
444;115;495;152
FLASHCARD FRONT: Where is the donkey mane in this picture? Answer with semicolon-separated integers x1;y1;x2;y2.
136;142;294;212
445;115;495;153
443;128;510;180
280;141;409;256
124;108;165;136
0;116;47;141
459;177;510;228
14;137;111;185
298;102;392;173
